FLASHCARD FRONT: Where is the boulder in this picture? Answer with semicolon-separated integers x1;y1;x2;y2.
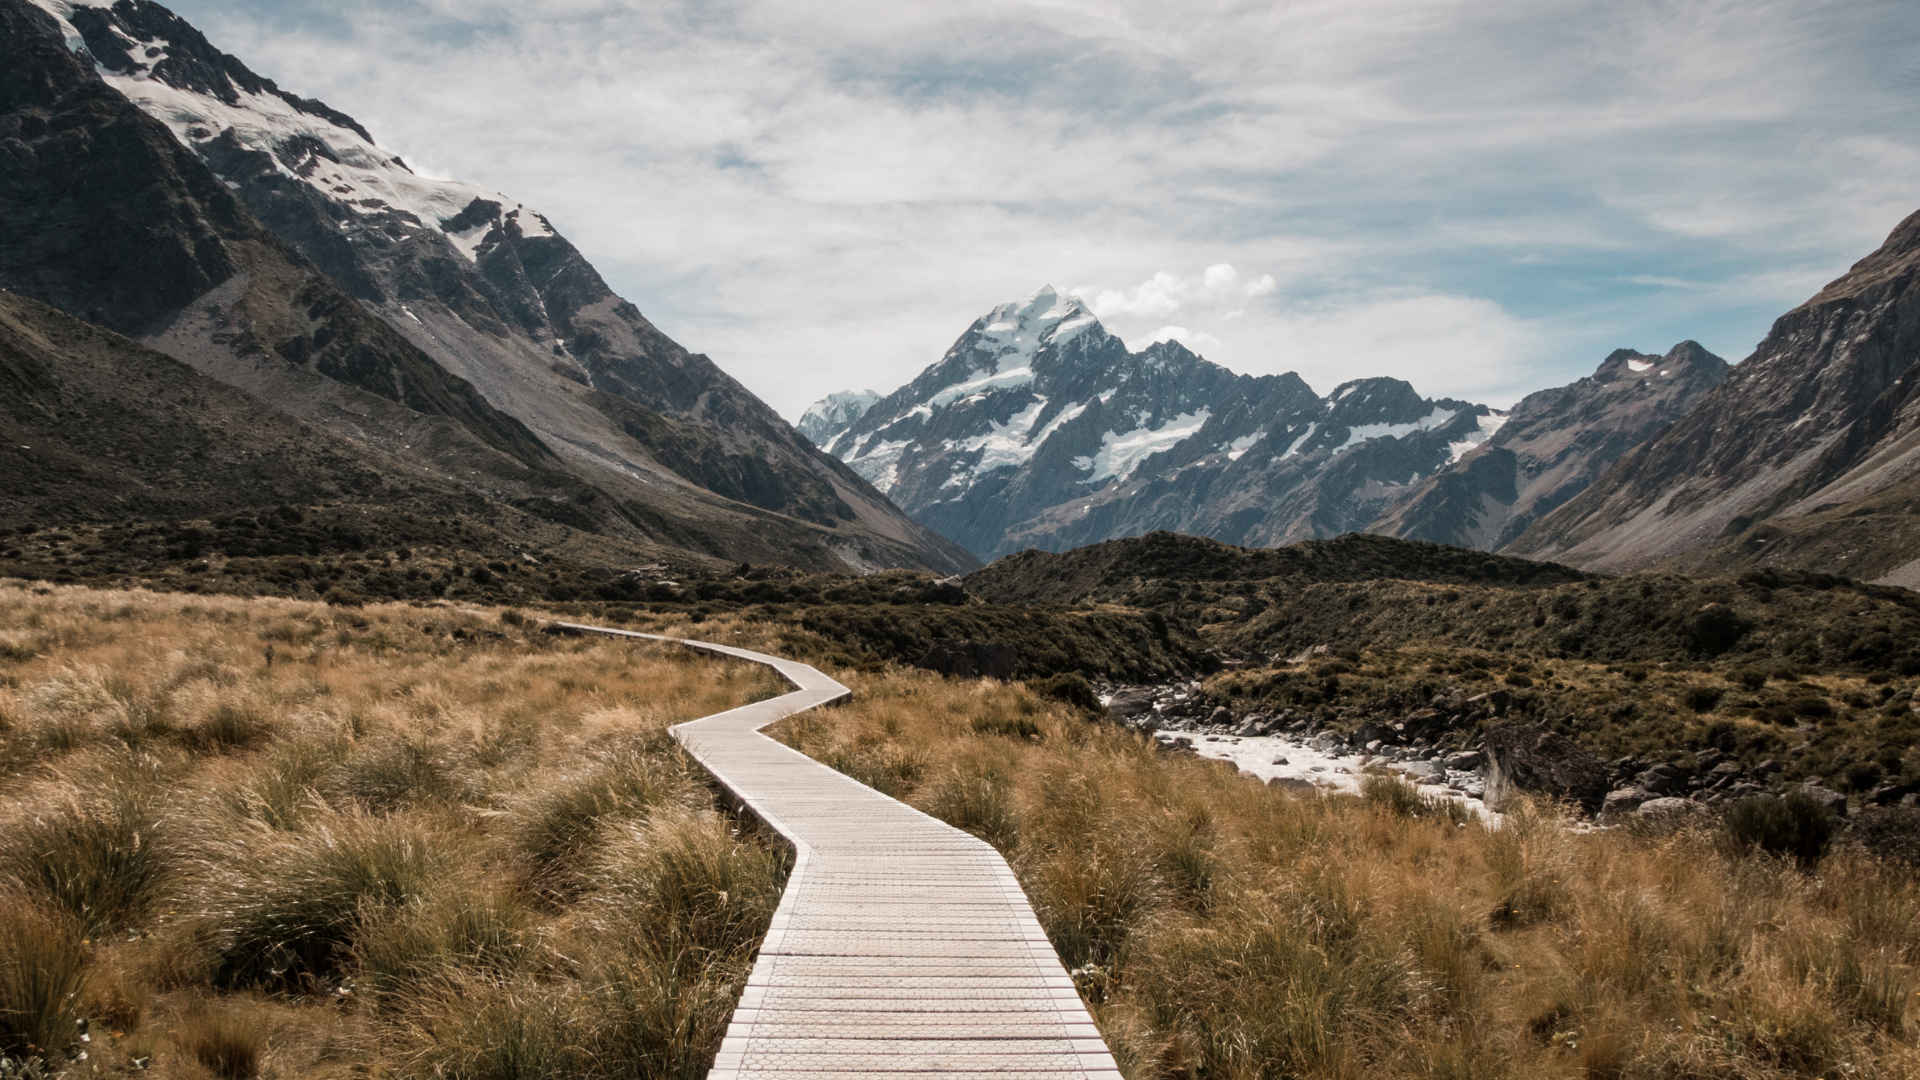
1269;776;1318;794
1463;689;1511;716
1799;783;1849;816
1443;750;1485;771
1309;731;1345;752
1398;760;1446;784
1481;722;1610;814
1635;763;1689;796
1636;797;1702;818
1107;687;1156;719
1353;720;1391;746
1865;780;1920;806
1704;761;1745;787
1597;787;1653;824
1208;706;1232;726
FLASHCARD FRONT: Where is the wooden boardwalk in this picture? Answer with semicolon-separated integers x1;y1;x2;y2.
555;624;1122;1080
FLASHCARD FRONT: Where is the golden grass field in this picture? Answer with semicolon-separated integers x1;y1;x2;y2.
1;581;1915;1080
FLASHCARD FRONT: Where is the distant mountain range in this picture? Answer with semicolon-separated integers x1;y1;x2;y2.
803;288;1727;563
0;0;974;575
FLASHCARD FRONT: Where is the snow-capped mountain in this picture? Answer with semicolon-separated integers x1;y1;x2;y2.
9;0;974;574
819;287;1505;560
798;389;880;446
1376;342;1728;551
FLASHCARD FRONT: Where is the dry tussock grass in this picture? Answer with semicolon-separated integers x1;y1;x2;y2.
775;671;1920;1079
6;580;1917;1080
0;581;788;1080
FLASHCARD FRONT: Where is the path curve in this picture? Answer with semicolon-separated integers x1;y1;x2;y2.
554;623;1122;1080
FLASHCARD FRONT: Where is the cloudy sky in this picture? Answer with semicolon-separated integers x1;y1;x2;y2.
166;0;1919;417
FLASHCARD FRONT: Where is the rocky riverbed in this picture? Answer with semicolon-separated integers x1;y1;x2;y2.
1099;678;1914;827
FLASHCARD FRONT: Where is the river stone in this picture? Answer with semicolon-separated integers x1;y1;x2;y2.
1636;796;1702;818
1799;782;1849;816
1597;787;1653;824
1309;731;1345;752
1107;687;1156;719
1398;759;1445;784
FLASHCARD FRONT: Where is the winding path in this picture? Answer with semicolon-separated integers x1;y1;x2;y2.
555;624;1122;1080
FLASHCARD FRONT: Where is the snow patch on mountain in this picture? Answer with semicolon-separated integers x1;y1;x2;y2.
1280;423;1319;460
28;0;525;258
1447;411;1510;463
1074;410;1213;484
954;397;1049;476
1335;406;1458;453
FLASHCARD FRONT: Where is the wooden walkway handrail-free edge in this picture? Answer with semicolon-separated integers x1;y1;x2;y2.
552;623;1123;1080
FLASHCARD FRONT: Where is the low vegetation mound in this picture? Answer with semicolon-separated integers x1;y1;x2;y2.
966;531;1587;606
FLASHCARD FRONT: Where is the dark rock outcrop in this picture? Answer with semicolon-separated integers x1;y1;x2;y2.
1480;722;1609;813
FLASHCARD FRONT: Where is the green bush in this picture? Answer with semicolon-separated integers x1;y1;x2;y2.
1028;672;1101;713
1722;793;1838;865
1681;685;1725;713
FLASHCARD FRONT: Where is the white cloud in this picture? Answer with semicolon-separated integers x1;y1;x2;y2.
160;0;1920;418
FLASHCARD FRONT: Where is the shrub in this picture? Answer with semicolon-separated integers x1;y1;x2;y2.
1681;684;1725;712
1729;667;1769;690
0;894;87;1059
1722;793;1838;865
1028;672;1101;713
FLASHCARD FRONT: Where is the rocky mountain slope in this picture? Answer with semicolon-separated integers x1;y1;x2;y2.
3;0;972;574
810;287;1507;560
1508;208;1920;583
1374;342;1728;550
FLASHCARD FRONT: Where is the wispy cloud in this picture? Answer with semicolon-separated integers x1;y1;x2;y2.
166;0;1920;416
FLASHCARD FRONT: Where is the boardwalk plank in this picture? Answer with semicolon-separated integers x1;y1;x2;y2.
553;625;1118;1080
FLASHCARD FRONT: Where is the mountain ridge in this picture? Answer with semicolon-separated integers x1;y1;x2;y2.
3;0;974;574
1507;207;1920;581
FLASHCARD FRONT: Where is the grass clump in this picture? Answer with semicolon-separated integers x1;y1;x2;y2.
1;790;170;934
0;893;88;1060
203;811;454;988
